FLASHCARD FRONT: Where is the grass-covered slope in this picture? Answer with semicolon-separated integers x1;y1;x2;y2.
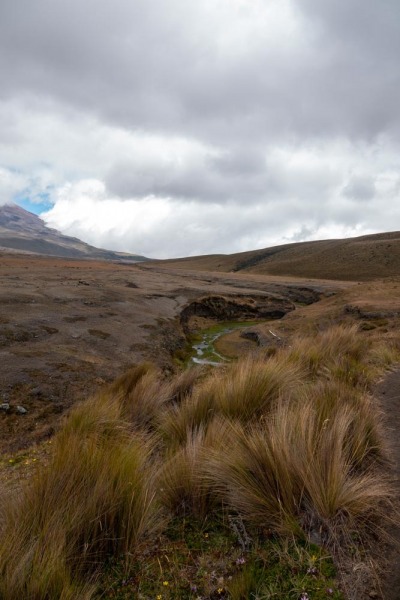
0;325;398;599
158;231;400;281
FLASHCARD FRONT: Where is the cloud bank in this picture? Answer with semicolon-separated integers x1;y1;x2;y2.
0;0;399;257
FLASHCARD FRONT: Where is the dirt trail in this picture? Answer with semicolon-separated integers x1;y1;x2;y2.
376;370;400;600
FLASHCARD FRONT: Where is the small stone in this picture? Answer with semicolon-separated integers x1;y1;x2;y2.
0;403;10;412
16;405;28;415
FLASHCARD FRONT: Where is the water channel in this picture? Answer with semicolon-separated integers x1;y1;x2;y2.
188;320;264;366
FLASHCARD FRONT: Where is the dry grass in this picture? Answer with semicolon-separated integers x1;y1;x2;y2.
0;324;396;598
157;381;217;448
210;356;301;422
0;394;163;599
284;324;369;382
206;400;391;544
157;417;231;519
299;380;387;470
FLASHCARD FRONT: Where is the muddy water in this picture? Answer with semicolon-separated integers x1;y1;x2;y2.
188;320;262;366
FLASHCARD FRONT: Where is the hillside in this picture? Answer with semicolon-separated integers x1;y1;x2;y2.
158;231;400;280
0;204;147;262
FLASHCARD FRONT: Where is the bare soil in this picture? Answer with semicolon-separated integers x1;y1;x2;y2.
375;371;400;600
0;253;338;453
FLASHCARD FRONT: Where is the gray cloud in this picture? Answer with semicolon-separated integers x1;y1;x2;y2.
342;174;376;201
1;0;399;145
1;0;400;255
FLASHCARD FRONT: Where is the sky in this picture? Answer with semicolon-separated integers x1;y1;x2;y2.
0;0;400;259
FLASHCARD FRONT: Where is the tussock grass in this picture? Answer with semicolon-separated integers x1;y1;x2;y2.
108;361;154;398
0;394;162;599
157;382;217;448
299;380;387;469
285;324;369;383
121;368;173;430
157;356;302;448
206;399;391;544
157;417;231;518
168;364;204;403
210;356;301;422
0;324;396;598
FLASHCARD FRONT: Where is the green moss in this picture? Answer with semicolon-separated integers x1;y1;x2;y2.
182;320;267;367
97;518;343;599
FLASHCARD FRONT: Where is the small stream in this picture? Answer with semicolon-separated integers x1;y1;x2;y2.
188;320;262;366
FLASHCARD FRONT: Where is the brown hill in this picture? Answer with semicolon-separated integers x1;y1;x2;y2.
0;204;148;262
157;231;400;281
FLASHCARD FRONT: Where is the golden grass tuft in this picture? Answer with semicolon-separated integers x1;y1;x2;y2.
157;382;216;448
0;394;163;599
210;356;302;422
206;398;391;542
284;324;369;383
157;417;231;519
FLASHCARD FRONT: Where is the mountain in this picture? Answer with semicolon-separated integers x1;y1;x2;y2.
157;231;400;281
0;204;148;262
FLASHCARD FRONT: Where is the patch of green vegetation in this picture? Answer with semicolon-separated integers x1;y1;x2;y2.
97;517;342;599
184;320;266;367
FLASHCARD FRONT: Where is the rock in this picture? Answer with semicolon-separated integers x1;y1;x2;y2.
240;329;262;343
30;387;42;397
16;405;28;415
308;528;323;546
180;294;295;332
0;403;10;412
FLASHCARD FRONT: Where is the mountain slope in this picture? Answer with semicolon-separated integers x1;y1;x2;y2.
157;231;400;281
0;204;148;262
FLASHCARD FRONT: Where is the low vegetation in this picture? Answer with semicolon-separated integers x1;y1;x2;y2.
0;324;398;599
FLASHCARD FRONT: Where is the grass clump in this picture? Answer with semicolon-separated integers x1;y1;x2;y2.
206;399;391;546
210;356;301;422
0;324;396;598
158;417;232;519
0;394;162;599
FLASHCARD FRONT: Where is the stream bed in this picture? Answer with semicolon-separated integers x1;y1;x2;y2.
188;320;263;366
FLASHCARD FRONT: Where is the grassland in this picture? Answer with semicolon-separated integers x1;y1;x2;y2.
1;323;398;599
157;231;400;281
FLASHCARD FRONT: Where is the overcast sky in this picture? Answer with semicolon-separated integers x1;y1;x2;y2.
1;0;399;258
